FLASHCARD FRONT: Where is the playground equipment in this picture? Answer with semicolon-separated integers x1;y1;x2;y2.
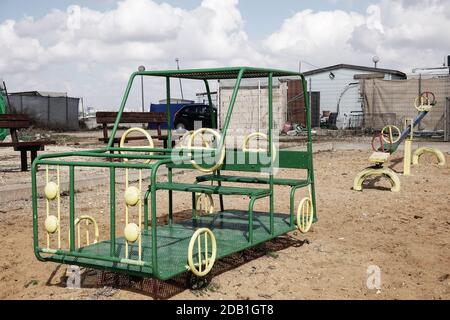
31;67;317;281
354;92;446;192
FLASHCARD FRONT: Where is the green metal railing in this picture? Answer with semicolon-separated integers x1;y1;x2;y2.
0;86;8;141
31;67;317;280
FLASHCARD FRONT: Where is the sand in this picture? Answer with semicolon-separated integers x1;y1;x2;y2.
0;143;449;300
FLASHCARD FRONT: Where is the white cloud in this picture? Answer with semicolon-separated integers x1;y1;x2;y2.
263;9;365;65
0;0;257;107
0;0;449;109
265;0;450;71
0;20;47;73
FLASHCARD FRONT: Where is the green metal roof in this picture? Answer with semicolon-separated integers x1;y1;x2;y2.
136;66;302;80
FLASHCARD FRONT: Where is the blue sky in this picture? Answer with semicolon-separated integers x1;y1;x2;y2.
0;0;373;39
0;0;447;108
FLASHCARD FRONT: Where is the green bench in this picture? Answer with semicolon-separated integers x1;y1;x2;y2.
195;174;310;187
165;148;316;224
194;173;311;219
156;182;270;197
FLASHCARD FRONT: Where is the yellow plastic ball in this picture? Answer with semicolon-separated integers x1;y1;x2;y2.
45;215;59;234
124;186;140;207
124;223;140;243
44;182;59;200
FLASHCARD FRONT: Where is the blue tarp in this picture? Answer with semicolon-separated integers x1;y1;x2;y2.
148;103;185;129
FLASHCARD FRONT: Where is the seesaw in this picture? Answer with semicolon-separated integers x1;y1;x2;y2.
354;92;445;192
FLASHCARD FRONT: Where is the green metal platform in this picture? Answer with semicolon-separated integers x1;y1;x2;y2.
44;210;294;281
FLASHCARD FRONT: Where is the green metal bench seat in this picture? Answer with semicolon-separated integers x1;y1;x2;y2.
196;174;310;187
156;182;270;197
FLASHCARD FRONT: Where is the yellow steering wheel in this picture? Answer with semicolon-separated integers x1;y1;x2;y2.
381;125;401;144
119;127;154;164
188;128;225;173
242;132;277;163
187;228;217;277
297;197;314;233
414;94;434;112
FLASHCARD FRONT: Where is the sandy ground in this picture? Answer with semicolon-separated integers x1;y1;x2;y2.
0;135;449;300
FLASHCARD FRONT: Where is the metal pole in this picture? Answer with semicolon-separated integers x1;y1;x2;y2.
309;78;312;127
217;81;221;129
268;72;274;235
109;167;116;256
140;76;145;113
3;81;12;112
138;65;146;128
258;80;261;133
69;166;75;252
81;97;85;118
446;98;450;142
175;58;184;100
204;80;216;129
418;74;422;131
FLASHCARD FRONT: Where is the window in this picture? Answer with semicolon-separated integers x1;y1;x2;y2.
184;106;197;114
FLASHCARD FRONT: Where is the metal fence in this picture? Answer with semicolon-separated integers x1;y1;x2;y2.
8;94;80;130
361;76;449;132
446;97;450;141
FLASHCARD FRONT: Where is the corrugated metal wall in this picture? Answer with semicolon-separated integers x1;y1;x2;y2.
8;95;79;130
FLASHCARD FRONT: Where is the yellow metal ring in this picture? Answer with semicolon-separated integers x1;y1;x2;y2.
195;193;215;215
412;146;446;166
381;125;401;144
242;132;277;162
187;228;217;277
119;127;154;163
414;96;433;112
74;215;100;245
296;197;314;233
188;128;225;173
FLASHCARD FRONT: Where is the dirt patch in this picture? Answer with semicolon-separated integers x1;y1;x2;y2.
0;147;449;300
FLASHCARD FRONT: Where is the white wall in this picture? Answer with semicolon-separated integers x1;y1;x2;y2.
306;68;401;128
219;80;287;146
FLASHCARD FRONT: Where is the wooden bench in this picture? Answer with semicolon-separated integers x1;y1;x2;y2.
96;112;173;148
0;114;56;171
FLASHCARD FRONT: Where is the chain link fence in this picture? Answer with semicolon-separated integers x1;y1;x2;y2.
361;76;449;134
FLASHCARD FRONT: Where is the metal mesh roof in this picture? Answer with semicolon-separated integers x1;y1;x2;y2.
137;67;302;80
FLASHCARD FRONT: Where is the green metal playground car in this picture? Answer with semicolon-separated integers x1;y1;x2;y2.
32;67;317;281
